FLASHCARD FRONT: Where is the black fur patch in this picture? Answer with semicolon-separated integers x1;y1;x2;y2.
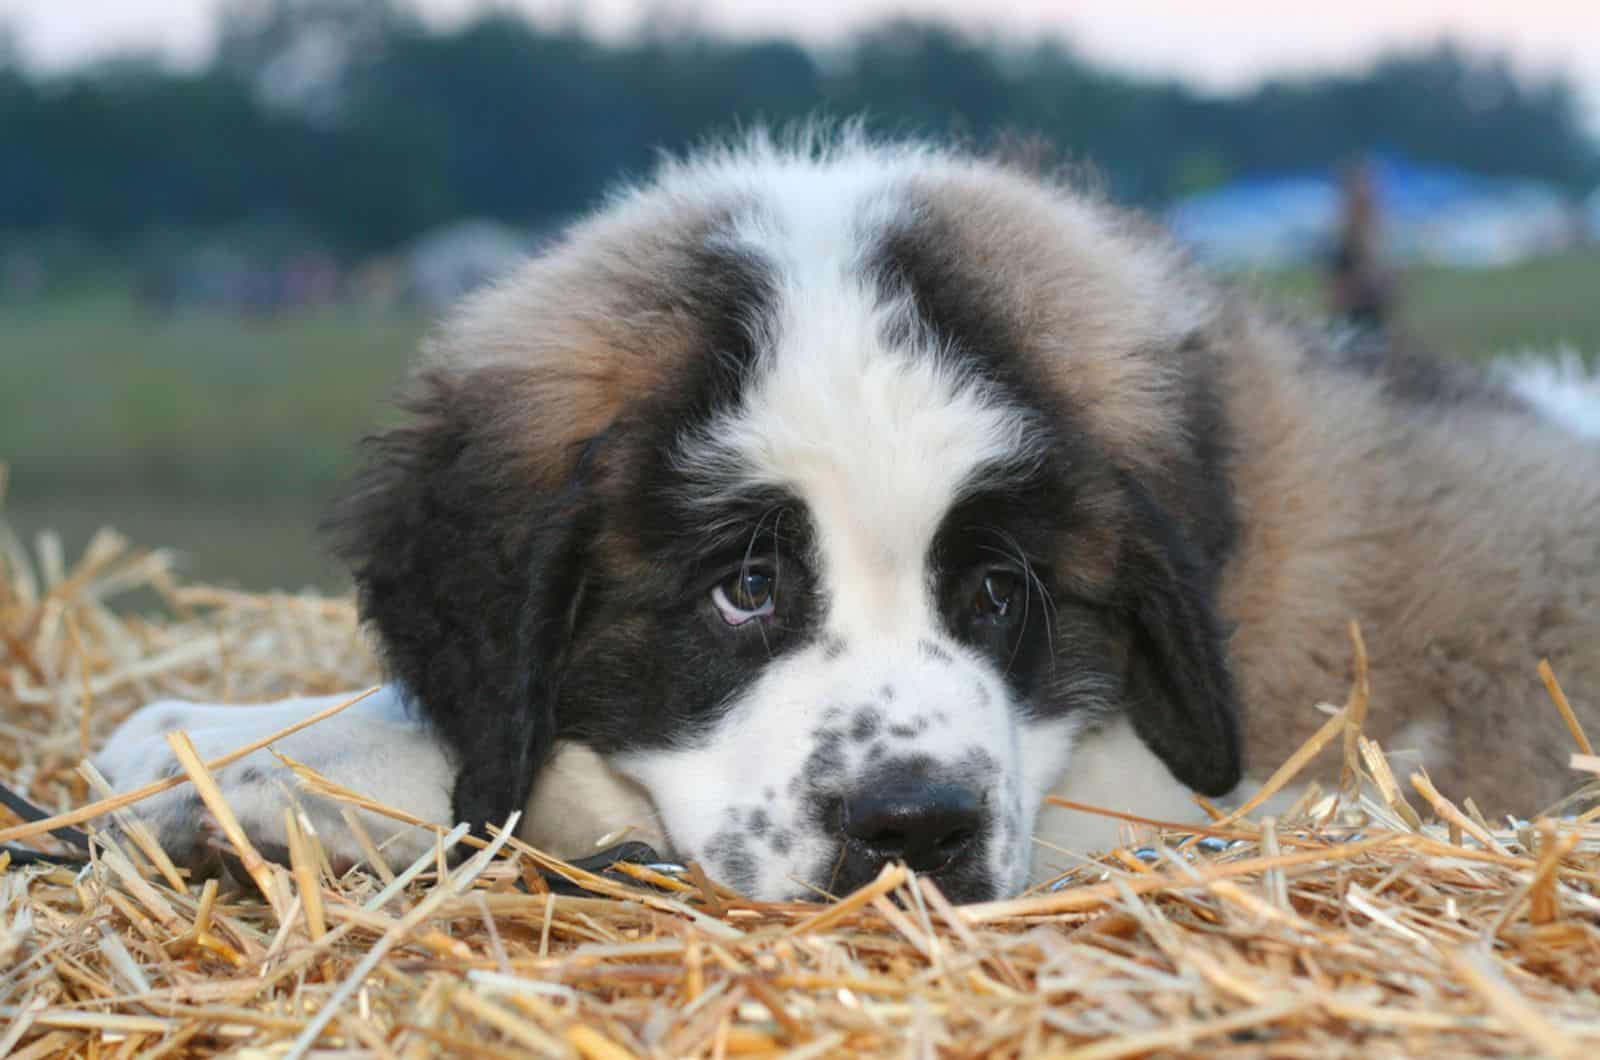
1153;333;1239;591
800;727;849;787
325;367;597;837
705;830;758;894
850;706;883;742
1114;471;1242;795
872;208;1036;399
1322;329;1523;411
556;239;832;754
931;479;1106;711
325;235;800;831
877;191;1243;795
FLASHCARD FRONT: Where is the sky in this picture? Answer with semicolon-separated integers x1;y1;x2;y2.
4;1;1598;123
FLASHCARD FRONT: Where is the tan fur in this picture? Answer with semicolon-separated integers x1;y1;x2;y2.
418;138;1599;819
909;166;1206;478
896;164;1593;813
426;192;739;486
908;164;1599;817
1216;310;1600;812
524;742;664;857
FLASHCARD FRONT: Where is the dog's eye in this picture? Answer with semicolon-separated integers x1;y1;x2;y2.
975;571;1020;618
712;568;776;625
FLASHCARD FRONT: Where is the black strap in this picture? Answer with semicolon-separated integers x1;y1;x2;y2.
538;840;667;895
0;776;92;864
2;843;85;866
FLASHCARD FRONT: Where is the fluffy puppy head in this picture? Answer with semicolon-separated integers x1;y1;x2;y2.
330;130;1242;902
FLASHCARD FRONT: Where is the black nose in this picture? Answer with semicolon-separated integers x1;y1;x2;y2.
842;783;982;873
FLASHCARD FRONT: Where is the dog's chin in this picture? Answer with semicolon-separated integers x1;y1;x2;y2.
990;841;1036;903
922;871;1005;906
813;864;1008;905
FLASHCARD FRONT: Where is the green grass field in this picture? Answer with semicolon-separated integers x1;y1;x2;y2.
1239;250;1600;359
2;295;426;589
4;251;1600;592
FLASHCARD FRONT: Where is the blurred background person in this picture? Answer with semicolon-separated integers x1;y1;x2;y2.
1327;158;1397;335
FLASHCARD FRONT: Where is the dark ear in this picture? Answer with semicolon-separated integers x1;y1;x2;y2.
325;368;593;836
1116;474;1242;796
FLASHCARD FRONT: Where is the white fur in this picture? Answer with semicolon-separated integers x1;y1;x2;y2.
94;688;658;871
613;643;1033;898
93;688;452;869
1391;720;1447;773
1031;716;1203;870
521;743;663;855
1496;352;1600;439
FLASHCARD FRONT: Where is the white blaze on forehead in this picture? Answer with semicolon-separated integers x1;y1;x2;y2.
638;159;1061;898
685;169;1040;637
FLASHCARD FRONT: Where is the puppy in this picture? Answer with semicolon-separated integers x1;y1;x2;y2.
96;131;1600;902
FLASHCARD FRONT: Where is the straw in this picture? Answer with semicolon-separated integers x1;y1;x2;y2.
5;517;1600;1057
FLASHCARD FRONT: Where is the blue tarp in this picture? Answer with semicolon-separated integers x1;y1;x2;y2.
1167;154;1569;265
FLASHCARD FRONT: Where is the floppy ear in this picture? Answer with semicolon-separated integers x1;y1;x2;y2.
326;367;594;837
1115;474;1243;796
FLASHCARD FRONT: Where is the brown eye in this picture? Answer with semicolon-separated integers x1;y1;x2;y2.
712;567;775;624
975;571;1019;618
732;569;773;610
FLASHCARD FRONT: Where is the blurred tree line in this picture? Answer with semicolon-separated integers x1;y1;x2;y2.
1;0;1595;257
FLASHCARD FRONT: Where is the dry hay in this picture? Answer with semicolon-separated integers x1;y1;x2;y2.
4;504;1600;1058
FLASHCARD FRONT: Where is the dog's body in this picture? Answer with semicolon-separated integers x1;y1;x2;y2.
96;133;1600;901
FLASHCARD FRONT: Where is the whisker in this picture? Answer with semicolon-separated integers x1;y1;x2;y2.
741;504;784;658
976;530;1058;677
788;874;840;902
825;842;849;897
998;530;1059;659
772;506;788;661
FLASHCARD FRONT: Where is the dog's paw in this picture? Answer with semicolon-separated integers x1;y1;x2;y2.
92;693;456;877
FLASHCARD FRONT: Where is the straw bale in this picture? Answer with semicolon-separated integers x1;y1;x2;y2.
4;513;1600;1057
